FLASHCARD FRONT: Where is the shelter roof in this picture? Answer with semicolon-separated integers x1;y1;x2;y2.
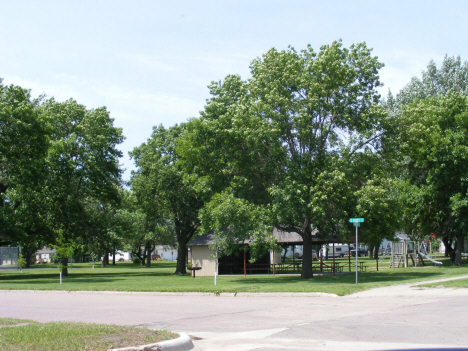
189;228;342;246
188;233;217;246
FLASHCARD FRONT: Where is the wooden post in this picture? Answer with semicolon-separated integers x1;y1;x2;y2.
376;247;379;272
320;246;323;273
403;240;408;268
333;242;335;275
190;247;193;277
244;249;246;276
273;250;276;275
348;248;351;272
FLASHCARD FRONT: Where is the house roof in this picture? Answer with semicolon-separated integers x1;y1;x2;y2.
36;246;56;255
396;232;411;241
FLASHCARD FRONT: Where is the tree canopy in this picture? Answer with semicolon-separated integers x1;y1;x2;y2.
130;124;204;274
180;40;388;278
0;79;126;271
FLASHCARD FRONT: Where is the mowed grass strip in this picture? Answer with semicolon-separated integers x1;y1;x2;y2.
0;318;177;351
1;258;467;296
418;278;468;289
0;318;37;327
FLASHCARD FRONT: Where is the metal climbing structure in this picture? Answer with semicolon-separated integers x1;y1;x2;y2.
390;236;442;268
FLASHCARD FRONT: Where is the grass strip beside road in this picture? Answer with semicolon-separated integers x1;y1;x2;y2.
418;278;468;289
0;318;177;351
1;258;468;296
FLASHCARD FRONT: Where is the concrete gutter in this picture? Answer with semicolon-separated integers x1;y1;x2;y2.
109;333;193;351
0;290;337;297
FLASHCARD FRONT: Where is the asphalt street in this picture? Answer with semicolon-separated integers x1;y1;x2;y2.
1;275;468;351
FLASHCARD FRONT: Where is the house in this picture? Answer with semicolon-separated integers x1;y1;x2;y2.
188;228;346;277
153;245;178;261
35;247;56;263
108;251;132;262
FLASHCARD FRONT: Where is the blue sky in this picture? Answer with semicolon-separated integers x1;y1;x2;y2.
1;1;467;180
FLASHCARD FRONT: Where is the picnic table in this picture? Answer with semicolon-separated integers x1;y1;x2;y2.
188;266;202;278
358;262;367;272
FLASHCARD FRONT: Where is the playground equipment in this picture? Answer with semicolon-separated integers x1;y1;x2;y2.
378;248;390;264
390;237;442;268
419;241;443;265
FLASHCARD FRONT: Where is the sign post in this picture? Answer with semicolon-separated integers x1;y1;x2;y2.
349;218;364;285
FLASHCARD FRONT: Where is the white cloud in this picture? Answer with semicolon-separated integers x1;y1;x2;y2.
3;73;205;181
4;73;203;122
378;48;445;95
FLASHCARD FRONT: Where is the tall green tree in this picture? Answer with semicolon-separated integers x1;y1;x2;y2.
131;124;204;274
397;55;468;105
386;55;468;261
384;55;468;113
180;41;386;278
398;92;468;265
0;79;49;256
41;98;124;275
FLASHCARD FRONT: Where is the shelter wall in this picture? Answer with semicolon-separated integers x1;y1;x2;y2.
191;245;217;277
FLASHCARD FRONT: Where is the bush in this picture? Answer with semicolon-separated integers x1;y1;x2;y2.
18;254;26;270
132;257;141;265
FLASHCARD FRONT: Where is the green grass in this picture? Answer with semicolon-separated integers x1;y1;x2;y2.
0;318;177;351
419;278;468;289
1;257;467;296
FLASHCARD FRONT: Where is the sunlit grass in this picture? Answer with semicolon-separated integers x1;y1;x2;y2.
0;318;177;351
419;278;468;289
1;257;467;296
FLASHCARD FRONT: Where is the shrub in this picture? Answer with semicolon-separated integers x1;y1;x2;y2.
132;257;141;265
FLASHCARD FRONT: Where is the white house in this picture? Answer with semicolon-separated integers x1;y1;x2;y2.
35;247;56;263
153;245;178;261
108;251;132;262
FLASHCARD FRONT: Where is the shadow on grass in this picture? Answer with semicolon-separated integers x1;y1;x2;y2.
0;268;188;285
228;270;448;286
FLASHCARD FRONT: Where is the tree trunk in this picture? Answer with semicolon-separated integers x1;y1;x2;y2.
25;249;32;268
282;245;288;263
101;251;107;268
454;234;465;266
146;244;151;268
443;235;454;258
141;245;147;266
374;246;379;271
300;226;314;279
175;241;187;274
61;256;68;276
112;248;116;266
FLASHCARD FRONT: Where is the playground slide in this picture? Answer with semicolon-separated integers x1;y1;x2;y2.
419;251;443;265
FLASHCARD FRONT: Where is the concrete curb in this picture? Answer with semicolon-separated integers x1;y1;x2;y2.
235;292;338;297
109;333;193;351
0;290;337;297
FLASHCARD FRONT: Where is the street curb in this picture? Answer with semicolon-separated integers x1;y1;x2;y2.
235;292;338;297
109;333;193;351
0;290;337;297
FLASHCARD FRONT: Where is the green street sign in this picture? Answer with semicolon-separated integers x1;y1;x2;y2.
349;218;364;223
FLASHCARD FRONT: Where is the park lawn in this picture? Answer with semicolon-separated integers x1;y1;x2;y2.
419;278;468;289
1;257;467;296
0;318;177;351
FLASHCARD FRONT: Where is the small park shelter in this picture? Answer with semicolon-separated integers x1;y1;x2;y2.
188;228;346;277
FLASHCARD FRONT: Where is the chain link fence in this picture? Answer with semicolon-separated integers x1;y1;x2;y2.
0;247;19;269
